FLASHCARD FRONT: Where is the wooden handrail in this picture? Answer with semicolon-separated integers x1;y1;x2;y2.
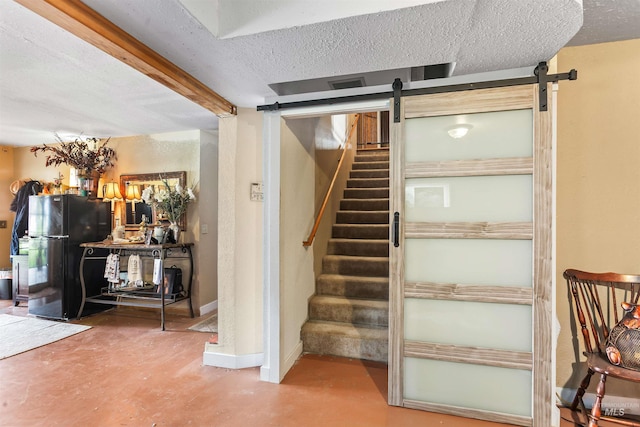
303;114;360;247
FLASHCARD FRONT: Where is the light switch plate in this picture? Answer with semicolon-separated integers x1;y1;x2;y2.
0;220;6;228
250;182;264;202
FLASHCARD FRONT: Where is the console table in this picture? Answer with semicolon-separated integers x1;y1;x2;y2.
78;242;194;330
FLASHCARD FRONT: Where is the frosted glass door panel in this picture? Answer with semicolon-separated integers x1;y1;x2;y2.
405;239;532;287
405;175;532;222
405;109;533;162
405;299;532;351
404;358;532;417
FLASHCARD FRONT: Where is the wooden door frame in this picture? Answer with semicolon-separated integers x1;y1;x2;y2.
388;85;554;427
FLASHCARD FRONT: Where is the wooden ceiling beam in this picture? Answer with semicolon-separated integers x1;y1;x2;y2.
15;0;237;117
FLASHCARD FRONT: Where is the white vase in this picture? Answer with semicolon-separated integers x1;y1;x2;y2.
169;222;180;244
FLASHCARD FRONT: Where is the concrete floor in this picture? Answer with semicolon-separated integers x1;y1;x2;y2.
1;299;586;427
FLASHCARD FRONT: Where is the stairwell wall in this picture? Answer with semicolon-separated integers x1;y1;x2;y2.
279;114;362;373
280;117;317;371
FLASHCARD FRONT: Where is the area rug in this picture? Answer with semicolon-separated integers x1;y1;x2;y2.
188;314;217;333
0;314;91;360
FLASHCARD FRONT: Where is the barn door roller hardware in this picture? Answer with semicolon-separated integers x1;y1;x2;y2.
392;78;403;123
534;62;578;111
258;62;577;116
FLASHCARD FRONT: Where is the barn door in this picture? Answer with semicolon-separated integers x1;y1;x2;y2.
388;85;553;427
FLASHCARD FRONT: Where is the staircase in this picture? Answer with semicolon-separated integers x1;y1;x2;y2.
301;148;389;363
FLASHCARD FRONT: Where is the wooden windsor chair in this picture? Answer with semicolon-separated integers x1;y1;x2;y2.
563;269;640;427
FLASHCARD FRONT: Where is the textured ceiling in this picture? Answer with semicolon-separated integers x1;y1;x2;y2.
1;0;639;147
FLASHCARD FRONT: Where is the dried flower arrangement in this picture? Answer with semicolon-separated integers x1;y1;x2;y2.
30;133;117;175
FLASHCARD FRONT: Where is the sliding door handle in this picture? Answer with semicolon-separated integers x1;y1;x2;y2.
392;212;400;248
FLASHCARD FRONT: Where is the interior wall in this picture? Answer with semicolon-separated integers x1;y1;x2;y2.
280;116;316;370
0;146;14;269
205;108;263;360
234;109;264;354
198;130;219;308
556;39;640;398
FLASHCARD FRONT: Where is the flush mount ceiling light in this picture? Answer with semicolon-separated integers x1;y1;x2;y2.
447;124;473;139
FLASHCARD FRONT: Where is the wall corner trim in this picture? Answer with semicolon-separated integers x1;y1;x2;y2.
203;350;264;370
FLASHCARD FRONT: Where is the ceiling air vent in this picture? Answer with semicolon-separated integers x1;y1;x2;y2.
268;63;454;96
410;63;454;80
328;77;365;91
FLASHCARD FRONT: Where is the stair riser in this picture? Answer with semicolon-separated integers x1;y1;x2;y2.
351;161;389;170
301;331;388;363
323;257;389;277
343;188;389;199
336;211;389;224
340;199;389;211
327;240;389;256
350;169;389;179
317;277;389;299
332;225;388;239
347;178;389;188
309;302;388;327
355;154;389;162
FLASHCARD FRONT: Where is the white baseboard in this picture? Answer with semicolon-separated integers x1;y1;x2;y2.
557;387;640;416
199;300;217;316
257;342;301;384
282;341;303;379
260;365;277;383
203;349;264;370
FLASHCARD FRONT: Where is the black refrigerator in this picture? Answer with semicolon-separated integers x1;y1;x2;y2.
28;195;111;320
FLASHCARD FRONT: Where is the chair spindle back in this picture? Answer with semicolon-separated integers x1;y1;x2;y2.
564;269;640;356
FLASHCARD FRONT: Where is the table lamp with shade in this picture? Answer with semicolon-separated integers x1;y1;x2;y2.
125;184;142;223
102;181;123;229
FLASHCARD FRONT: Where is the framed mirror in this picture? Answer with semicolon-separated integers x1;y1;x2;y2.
119;171;187;230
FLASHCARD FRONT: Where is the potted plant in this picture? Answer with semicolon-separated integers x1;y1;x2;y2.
31;134;117;196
